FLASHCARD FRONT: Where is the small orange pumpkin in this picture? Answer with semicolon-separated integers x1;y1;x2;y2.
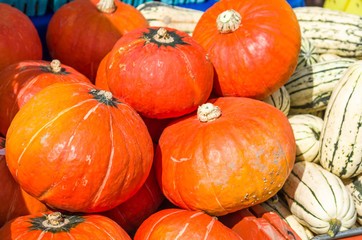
0;59;91;136
46;0;149;81
0;3;42;72
0;211;131;239
156;97;296;216
0;137;47;227
5;82;154;213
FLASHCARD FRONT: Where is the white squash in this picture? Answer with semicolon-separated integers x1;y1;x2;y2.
262;86;290;116
282;161;356;237
288;114;324;163
320;60;362;179
343;174;362;225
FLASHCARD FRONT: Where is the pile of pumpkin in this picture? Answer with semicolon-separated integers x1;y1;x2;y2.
0;0;361;239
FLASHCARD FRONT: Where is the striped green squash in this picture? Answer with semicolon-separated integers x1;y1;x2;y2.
285;58;356;115
320;60;362;179
293;7;362;59
261;198;314;240
297;38;319;69
343;174;362;225
282;161;357;237
262;86;290;116
288;114;324;163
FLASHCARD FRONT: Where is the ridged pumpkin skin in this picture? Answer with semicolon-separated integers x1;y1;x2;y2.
96;26;214;119
5;82;154;213
46;0;148;81
103;162;164;234
0;212;131;240
192;0;301;99
0;3;42;72
0;137;47;227
156;97;296;216
0;60;91;136
134;209;243;239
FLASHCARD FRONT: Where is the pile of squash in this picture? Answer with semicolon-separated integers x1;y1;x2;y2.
0;0;360;239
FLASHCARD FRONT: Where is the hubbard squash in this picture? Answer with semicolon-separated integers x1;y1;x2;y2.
5;82;154;213
192;0;301;99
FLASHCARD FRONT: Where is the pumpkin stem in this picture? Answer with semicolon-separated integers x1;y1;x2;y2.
97;0;116;14
217;9;241;34
327;218;342;237
42;212;70;228
50;60;62;73
197;103;221;123
153;27;174;44
89;89;119;107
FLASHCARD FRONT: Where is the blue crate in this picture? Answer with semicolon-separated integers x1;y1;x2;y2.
0;0;48;16
50;0;209;12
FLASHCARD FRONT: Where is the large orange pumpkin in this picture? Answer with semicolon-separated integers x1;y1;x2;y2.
134;209;243;239
46;0;149;81
0;3;42;72
96;26;214;119
102;160;164;234
192;0;301;99
0;60;91;136
156;97;296;216
5;82;154;213
0;211;131;239
0;137;48;227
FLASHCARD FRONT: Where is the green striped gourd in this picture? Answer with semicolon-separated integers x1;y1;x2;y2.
261;198;314;240
293;7;362;59
343;174;362;225
285;58;356;114
288;114;324;163
262;86;290;116
297;38;319;69
282;161;357;237
320;60;362;179
137;2;203;36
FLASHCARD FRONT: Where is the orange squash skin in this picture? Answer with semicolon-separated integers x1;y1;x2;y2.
46;0;149;81
192;0;301;99
0;137;47;227
134;208;243;239
0;4;42;72
0;60;91;136
102;162;164;234
5;82;154;213
0;212;132;240
156;97;296;216
96;27;214;119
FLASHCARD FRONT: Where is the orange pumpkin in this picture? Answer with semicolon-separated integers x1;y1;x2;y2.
0;3;42;72
134;209;243;239
103;161;164;234
192;0;301;99
156;97;296;216
5;82;154;213
46;0;149;81
96;26;214;119
0;137;47;227
0;60;91;136
0;211;131;239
